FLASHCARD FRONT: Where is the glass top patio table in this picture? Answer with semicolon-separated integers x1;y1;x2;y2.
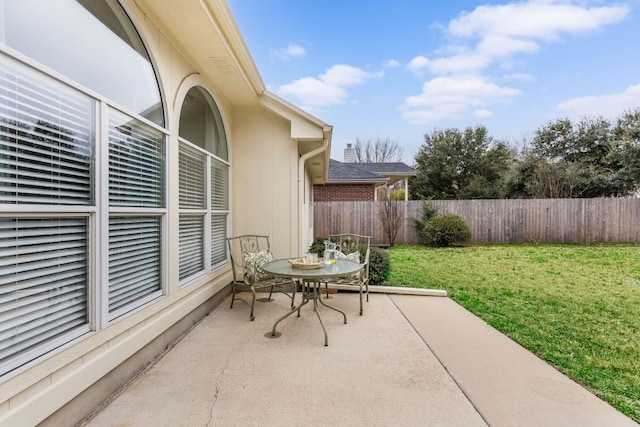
261;258;363;346
261;258;362;280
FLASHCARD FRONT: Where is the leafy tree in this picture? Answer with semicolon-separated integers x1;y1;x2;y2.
410;125;512;200
354;136;403;163
610;109;640;196
411;199;439;235
517;110;640;198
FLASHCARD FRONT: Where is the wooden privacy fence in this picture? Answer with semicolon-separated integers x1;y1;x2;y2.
314;198;640;245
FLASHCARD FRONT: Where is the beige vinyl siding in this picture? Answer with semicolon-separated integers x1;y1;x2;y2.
0;5;233;426
231;108;298;258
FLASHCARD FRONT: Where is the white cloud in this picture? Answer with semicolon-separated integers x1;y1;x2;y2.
413;1;629;76
401;1;629;127
279;77;348;106
402;75;520;124
320;64;382;86
270;43;306;60
407;52;489;76
384;59;400;68
556;84;640;119
449;1;628;40
278;64;382;107
474;109;493;119
407;55;430;75
502;72;535;82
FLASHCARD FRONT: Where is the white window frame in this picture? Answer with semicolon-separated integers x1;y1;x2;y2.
0;47;169;375
178;137;230;286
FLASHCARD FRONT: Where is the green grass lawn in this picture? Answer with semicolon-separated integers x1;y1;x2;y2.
387;244;640;423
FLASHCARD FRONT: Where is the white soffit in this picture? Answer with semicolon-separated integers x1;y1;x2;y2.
133;0;262;105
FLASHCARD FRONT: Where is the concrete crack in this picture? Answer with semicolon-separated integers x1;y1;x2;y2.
206;335;252;426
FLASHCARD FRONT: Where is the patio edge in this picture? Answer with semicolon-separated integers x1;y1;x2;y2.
328;284;448;297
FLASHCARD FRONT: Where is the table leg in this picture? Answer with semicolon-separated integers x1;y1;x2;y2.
271;284;311;337
317;282;347;325
269;279;348;346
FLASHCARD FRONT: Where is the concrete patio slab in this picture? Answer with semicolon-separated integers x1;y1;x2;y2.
390;295;637;427
80;291;636;427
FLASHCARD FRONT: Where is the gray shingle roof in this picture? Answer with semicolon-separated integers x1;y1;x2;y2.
327;159;415;181
327;159;385;181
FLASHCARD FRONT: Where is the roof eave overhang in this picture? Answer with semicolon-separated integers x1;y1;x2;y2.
133;0;265;105
260;91;332;184
134;0;332;183
324;179;389;185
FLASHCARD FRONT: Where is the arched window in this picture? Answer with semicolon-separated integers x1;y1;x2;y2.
0;0;166;375
0;0;163;125
178;87;229;282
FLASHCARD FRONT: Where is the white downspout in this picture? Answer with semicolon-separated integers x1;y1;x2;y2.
298;133;330;255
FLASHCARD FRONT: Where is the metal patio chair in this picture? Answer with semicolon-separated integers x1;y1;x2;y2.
226;235;295;321
323;233;371;315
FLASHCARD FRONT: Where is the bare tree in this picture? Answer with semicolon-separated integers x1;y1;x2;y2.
527;162;580;198
378;192;402;246
354;136;403;163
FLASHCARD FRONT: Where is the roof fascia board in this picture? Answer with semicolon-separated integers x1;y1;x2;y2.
381;171;417;177
326;178;388;184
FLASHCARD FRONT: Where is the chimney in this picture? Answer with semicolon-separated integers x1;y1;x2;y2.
344;143;355;163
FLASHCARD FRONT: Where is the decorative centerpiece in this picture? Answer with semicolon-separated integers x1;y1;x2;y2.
289;256;324;269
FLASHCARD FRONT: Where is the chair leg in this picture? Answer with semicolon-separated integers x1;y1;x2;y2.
359;284;364;316
365;281;369;302
230;282;237;309
249;287;257;321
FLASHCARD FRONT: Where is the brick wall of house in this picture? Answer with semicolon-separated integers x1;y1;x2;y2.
313;184;375;201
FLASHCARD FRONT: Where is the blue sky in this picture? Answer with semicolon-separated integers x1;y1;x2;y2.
227;0;640;164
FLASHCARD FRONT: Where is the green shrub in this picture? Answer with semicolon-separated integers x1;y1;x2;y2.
368;246;390;285
309;237;391;285
421;214;471;247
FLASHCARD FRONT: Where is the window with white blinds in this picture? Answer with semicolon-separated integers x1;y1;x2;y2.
211;158;228;267
179;144;206;209
178;86;229;284
0;0;168;376
178;144;205;281
179;214;204;280
0;54;94;205
211;215;227;266
108;110;164;208
0;39;167;373
108;216;161;317
108;109;165;318
0;52;93;374
211;158;228;210
0;217;89;374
